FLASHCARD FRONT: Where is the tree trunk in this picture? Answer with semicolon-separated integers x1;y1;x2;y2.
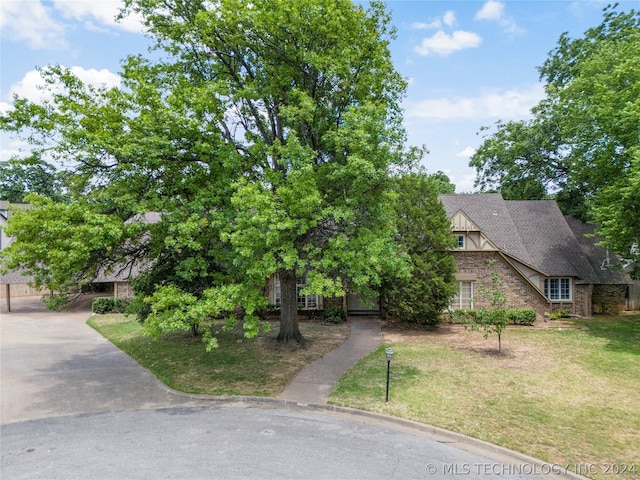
277;269;304;344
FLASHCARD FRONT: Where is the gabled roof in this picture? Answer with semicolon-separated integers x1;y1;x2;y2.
439;193;631;284
564;216;631;285
505;200;595;280
440;193;531;266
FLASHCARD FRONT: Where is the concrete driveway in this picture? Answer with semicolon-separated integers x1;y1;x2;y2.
0;296;577;479
1;295;198;424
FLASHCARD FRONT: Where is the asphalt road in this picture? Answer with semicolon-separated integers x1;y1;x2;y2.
0;296;577;479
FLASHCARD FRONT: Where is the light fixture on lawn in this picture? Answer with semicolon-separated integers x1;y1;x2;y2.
385;347;393;402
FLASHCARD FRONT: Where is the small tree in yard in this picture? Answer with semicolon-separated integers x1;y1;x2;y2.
463;260;509;353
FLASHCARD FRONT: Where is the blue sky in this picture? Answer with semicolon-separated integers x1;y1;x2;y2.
1;0;634;191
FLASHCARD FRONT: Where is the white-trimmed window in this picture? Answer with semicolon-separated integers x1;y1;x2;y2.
456;234;465;248
451;281;474;309
544;278;571;301
274;274;319;309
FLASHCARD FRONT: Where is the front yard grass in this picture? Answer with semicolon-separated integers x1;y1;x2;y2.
329;315;640;479
87;314;350;396
89;312;639;479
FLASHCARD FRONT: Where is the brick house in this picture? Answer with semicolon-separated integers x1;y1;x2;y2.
439;194;633;319
265;273;379;316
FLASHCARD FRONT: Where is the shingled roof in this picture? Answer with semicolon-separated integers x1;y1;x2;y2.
439;193;530;262
564;215;632;285
439;193;631;284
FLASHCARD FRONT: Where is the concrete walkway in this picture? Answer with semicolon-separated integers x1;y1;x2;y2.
279;317;383;404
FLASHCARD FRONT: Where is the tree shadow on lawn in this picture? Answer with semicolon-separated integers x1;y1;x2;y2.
574;314;640;355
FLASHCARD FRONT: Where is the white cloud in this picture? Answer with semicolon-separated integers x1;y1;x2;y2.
439;168;478;193
72;66;121;88
53;0;145;33
475;1;504;21
456;146;477;158
406;84;545;120
0;102;12;115
443;10;456;27
474;0;523;34
0;137;31;162
412;10;456;30
412;20;441;30
415;30;482;56
0;1;68;50
7;67;121;105
0;1;144;51
452;172;478;193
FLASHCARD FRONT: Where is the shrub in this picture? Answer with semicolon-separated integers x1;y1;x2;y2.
125;294;151;322
550;309;571;320
507;308;536;325
448;309;477;324
42;293;69;311
324;306;347;324
92;297;130;314
256;304;280;321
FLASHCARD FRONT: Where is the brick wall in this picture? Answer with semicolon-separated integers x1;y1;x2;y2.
592;284;627;314
323;295;345;311
454;252;549;320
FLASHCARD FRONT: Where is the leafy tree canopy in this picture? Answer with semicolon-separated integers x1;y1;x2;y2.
0;156;68;203
1;0;420;345
470;6;639;267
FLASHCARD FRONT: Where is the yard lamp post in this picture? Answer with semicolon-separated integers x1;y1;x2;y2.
385;347;393;402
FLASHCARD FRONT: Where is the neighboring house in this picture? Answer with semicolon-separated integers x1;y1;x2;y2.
0;202;143;306
1;202;45;306
439;193;633;319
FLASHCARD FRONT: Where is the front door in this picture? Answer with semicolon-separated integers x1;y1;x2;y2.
347;291;380;316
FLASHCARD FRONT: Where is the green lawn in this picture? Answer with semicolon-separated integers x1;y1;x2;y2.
88;313;639;479
329;315;640;480
87;314;350;396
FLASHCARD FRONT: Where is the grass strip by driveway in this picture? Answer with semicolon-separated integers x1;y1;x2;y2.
87;314;350;396
329;316;640;480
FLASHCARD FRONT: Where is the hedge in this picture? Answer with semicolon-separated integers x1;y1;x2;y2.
506;308;536;325
449;307;536;325
92;297;130;314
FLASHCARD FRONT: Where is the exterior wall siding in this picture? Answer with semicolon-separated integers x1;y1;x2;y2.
453;251;549;320
628;282;640;311
114;281;134;298
592;284;627;314
0;284;47;298
323;295;345;311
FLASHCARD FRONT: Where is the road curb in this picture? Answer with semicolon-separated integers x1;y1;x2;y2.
162;389;589;480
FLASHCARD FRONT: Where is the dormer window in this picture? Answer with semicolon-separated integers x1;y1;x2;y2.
456;235;465;248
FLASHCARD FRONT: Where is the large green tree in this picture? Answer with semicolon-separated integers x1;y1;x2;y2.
471;6;639;265
0;156;67;203
1;0;416;345
380;172;456;326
